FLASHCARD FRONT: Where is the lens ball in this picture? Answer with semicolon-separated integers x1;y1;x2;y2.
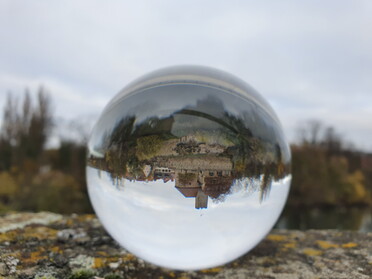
87;65;291;270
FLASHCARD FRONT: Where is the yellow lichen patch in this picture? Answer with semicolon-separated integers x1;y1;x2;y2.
281;241;297;251
77;214;96;222
23;226;58;240
22;250;48;264
341;242;358;248
65;219;74;226
267;234;286;242
316;240;339;249
168;271;176;278
303;248;323;256
200;267;222;273
49;246;62;253
93;256;120;268
93;257;106;268
285;242;297;248
122;253;136;262
0;230;18;242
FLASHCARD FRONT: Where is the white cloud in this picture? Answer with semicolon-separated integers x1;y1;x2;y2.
0;0;371;150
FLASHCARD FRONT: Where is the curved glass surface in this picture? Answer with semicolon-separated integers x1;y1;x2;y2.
87;65;291;270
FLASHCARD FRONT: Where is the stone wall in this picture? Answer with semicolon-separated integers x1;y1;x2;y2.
0;212;371;279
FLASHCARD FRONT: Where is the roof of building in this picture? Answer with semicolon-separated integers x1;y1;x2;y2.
175;186;201;197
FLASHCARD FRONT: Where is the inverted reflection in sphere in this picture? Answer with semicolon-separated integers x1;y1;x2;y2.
86;65;291;270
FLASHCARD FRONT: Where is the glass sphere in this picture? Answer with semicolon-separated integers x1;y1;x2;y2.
87;65;291;270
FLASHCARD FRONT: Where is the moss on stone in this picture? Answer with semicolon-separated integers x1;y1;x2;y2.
68;269;96;279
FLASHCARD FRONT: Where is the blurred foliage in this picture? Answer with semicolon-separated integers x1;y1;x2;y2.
0;91;371;215
136;135;163;160
288;120;372;207
15;170;90;213
0;89;92;214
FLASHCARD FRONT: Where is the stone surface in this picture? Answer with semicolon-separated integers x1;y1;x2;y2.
0;212;371;279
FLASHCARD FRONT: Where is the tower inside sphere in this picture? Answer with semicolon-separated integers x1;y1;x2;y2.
86;65;291;270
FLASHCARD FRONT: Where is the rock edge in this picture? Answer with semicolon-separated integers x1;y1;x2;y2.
0;212;371;279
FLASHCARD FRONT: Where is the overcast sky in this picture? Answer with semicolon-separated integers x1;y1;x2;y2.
1;0;371;150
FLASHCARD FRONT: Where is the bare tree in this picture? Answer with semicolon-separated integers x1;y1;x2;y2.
297;119;322;146
1;92;20;146
28;87;53;157
321;126;342;154
0;87;53;168
296;119;345;155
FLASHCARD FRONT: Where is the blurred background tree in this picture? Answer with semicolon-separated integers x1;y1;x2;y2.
289;119;372;207
0;88;92;213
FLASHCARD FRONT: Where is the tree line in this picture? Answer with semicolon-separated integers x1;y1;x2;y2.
289;120;372;207
0;90;371;214
0;88;91;213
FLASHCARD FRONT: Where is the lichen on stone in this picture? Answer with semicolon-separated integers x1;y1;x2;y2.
0;212;371;279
